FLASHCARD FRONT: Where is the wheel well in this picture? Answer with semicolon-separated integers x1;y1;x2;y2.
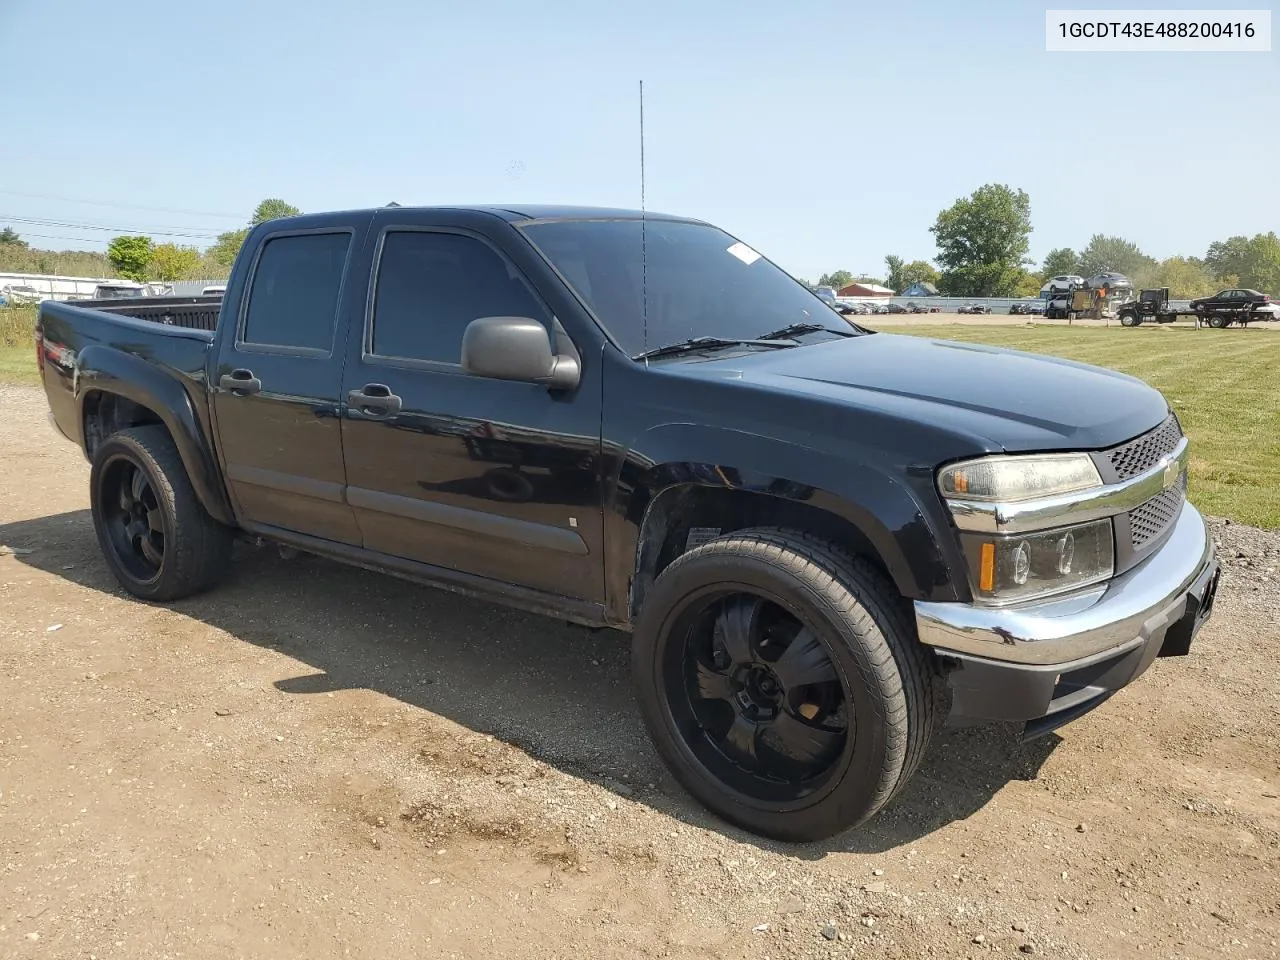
82;391;165;458
630;486;897;620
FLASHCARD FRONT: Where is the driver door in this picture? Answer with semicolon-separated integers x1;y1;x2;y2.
339;213;605;603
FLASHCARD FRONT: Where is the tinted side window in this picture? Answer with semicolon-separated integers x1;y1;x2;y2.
242;232;351;352
371;231;549;363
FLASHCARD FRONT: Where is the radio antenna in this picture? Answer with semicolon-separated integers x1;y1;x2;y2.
639;79;649;364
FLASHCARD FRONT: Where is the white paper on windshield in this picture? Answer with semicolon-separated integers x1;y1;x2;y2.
726;241;762;265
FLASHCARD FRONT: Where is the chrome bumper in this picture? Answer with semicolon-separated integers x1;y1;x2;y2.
915;502;1217;666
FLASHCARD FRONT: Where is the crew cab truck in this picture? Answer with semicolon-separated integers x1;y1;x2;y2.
36;205;1220;842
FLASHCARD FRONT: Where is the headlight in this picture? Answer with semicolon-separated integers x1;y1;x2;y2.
960;518;1114;604
938;453;1102;502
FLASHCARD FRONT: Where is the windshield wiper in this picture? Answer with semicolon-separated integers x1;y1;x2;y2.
632;336;797;361
756;322;855;341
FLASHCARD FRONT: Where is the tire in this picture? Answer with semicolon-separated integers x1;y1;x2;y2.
89;425;233;601
631;528;940;842
1207;314;1227;328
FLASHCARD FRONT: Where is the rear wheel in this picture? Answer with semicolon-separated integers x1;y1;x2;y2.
632;528;939;842
1207;314;1227;328
90;425;233;601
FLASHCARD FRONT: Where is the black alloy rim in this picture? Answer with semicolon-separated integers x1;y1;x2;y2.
663;590;851;806
100;457;166;583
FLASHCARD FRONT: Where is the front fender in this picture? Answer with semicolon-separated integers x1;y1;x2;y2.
606;423;963;616
74;345;234;525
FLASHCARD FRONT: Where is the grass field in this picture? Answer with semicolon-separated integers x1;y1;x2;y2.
1;308;1276;526
0;307;38;386
883;324;1280;528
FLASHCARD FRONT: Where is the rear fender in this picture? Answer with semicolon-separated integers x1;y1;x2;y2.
75;345;234;525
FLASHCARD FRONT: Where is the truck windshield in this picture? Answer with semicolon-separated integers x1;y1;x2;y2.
520;218;861;358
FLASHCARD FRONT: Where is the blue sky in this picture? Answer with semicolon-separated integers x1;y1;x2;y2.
1;0;1275;279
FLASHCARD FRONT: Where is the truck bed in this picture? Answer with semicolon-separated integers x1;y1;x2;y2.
67;295;222;332
37;298;218;452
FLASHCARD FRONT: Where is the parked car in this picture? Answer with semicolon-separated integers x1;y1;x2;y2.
202;284;227;297
90;283;149;300
1009;300;1045;315
2;284;43;304
957;304;990;315
36;203;1219;842
884;302;908;314
907;302;931;314
1189;288;1278;326
1040;274;1086;295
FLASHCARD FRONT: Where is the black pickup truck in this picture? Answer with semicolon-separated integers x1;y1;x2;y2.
36;205;1220;841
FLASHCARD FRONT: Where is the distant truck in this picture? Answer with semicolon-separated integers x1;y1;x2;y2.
1189;288;1279;327
1045;272;1135;321
1117;288;1279;328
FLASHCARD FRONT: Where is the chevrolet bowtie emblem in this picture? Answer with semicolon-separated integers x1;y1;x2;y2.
1161;457;1179;491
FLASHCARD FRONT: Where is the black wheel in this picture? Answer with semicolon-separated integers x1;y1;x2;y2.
1120;312;1138;327
632;528;939;842
1207;314;1227;328
90;425;233;601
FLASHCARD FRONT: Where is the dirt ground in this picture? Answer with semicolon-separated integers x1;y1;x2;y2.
1;382;1277;960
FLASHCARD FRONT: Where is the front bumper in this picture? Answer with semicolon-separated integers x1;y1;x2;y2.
915;503;1219;737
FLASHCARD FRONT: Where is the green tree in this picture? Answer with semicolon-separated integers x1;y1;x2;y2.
886;256;940;292
1205;233;1280;293
148;243;202;281
251;198;302;225
1012;271;1043;297
901;260;939;290
0;227;26;247
1147;256;1219;299
930;184;1033;296
817;270;854;290
883;256;905;291
1076;235;1155;279
1041;247;1079;279
209;228;249;268
107;235;155;281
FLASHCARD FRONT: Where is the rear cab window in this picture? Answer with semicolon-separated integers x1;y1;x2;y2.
240;232;353;355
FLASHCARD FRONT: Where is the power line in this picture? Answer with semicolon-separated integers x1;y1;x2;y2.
5;232;122;244
1;215;222;240
0;188;244;219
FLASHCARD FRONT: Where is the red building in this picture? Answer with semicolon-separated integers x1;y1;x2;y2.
837;282;894;298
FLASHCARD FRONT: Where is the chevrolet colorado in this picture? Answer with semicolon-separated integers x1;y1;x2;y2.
36;205;1220;841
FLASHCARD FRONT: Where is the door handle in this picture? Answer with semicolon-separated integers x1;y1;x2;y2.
348;383;403;417
219;368;262;396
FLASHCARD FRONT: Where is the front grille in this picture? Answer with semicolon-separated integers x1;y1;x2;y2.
1129;473;1186;550
1106;413;1183;481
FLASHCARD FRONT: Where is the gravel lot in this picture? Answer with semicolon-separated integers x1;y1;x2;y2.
1;383;1277;960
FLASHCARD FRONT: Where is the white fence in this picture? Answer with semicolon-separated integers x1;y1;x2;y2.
0;272;227;303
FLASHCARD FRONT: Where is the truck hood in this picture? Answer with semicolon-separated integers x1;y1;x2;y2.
696;332;1171;452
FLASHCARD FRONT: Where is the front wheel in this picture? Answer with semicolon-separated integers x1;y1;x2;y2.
90;425;233;601
1120;312;1138;326
631;528;939;842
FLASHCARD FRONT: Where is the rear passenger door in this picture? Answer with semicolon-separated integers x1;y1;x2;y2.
212;219;370;545
338;214;604;603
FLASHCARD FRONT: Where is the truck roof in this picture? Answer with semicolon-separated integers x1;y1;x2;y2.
264;204;701;228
